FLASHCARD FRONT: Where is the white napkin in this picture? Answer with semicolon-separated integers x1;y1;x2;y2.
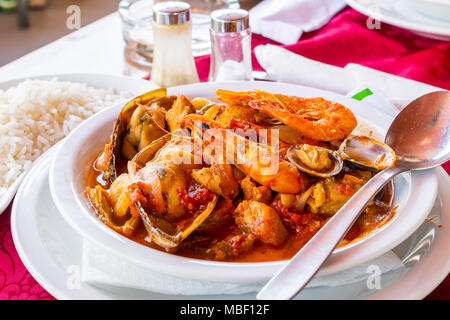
255;44;358;94
254;44;442;108
81;240;404;296
249;0;346;45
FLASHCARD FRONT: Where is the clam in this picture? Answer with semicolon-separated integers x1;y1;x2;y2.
287;144;343;178
287;135;396;178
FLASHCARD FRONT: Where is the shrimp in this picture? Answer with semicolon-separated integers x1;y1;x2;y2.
183;114;308;194
215;89;357;141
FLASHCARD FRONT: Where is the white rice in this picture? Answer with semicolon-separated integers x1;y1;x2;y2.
0;78;130;195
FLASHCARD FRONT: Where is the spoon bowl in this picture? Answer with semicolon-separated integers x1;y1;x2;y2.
386;91;450;170
339;135;397;171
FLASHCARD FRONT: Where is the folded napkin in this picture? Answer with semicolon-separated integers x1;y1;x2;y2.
249;0;346;45
81;240;404;296
254;43;358;94
254;44;442;109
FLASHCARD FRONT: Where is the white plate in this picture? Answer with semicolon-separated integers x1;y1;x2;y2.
11;148;450;299
346;0;450;40
0;73;158;214
49;81;438;284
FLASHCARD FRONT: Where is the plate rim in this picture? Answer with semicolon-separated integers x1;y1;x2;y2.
11;148;113;300
369;167;450;300
48;80;439;284
345;0;450;39
11;148;450;299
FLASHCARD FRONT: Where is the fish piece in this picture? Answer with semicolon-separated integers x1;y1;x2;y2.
191;164;239;199
239;176;272;204
208;233;256;260
234;200;287;246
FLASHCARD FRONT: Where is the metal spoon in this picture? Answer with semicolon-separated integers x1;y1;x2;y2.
257;91;450;300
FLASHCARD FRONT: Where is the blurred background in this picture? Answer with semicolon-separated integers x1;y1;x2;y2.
0;0;260;67
0;0;120;66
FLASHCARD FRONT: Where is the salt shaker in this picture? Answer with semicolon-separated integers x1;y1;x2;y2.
151;1;199;87
209;8;252;82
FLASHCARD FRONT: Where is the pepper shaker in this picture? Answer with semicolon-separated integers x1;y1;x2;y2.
209;8;253;82
151;1;199;87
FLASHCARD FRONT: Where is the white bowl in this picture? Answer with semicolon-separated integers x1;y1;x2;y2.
49;81;438;284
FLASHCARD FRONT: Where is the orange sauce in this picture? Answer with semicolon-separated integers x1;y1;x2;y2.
86;158;396;263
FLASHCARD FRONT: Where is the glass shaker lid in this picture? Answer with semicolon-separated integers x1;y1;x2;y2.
211;8;249;32
153;1;191;25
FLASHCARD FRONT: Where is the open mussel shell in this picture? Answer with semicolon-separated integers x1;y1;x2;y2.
191;97;215;112
197;103;216;115
287;145;343;178
103;88;168;183
338;135;397;171
130;134;171;168
135;195;218;249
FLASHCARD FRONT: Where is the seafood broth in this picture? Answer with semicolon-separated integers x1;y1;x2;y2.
87;163;395;261
85;89;397;262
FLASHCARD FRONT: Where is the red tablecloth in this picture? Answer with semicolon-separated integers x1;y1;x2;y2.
0;7;448;300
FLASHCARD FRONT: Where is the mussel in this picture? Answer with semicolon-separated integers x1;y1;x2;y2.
136;195;218;249
95;88;174;184
127;135;220;250
129;133;172;168
287;135;397;178
191;97;215;111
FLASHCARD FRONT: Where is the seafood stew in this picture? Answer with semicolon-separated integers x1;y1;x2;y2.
85;88;396;262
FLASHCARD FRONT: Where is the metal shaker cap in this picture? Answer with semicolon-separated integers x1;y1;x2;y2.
210;8;249;32
153;1;191;25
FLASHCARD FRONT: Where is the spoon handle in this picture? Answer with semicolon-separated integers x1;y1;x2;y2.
256;166;405;300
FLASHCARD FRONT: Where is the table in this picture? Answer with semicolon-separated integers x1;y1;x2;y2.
0;13;129;82
0;7;448;300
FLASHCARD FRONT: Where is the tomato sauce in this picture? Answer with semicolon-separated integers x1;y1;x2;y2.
86;158;396;262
